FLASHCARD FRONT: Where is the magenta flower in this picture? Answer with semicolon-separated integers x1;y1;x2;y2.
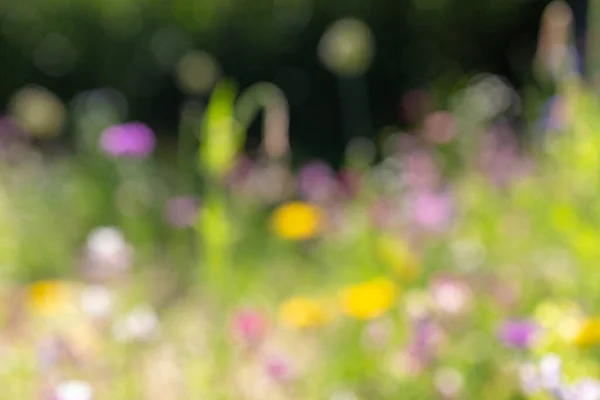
163;196;200;228
230;308;268;348
99;122;155;158
498;320;538;349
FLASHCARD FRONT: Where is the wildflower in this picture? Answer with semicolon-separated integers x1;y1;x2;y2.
518;362;541;395
340;277;397;320
573;318;600;347
80;285;112;319
231;308;268;347
407;317;446;369
402;151;440;191
99;122;155;158
54;380;93;400
498;319;539;349
410;190;454;232
113;305;160;342
298;161;336;203
270;201;322;241
565;378;600;400
278;296;328;329
82;226;133;281
264;353;294;382
429;274;472;316
539;354;563;391
27;280;74;317
37;337;67;370
423;111;456;144
163;196;200;228
533;300;584;343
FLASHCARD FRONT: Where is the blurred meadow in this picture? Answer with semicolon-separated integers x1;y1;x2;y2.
1;0;600;399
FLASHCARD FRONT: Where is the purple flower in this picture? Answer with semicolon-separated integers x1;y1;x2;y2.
163;196;200;228
298;161;336;202
99;122;155;158
498;320;538;349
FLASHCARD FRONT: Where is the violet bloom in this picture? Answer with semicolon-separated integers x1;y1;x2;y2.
411;190;453;232
163;196;200;228
298;161;336;202
498;320;538;349
99;122;155;158
405;317;445;370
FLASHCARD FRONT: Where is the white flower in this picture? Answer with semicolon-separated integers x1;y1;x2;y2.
567;379;600;400
113;305;159;343
80;285;112;318
87;227;126;257
539;354;562;390
55;380;93;400
83;226;133;280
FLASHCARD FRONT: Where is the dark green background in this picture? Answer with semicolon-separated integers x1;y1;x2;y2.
0;0;565;164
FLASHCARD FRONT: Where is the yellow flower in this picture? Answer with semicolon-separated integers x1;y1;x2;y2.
27;280;74;317
573;318;600;347
533;300;583;342
279;296;329;329
270;202;322;241
340;277;397;320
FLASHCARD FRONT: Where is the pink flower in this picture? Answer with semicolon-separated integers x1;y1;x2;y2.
423;111;456;144
402;151;441;191
264;354;293;382
231;309;268;347
429;274;473;316
411;190;453;232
